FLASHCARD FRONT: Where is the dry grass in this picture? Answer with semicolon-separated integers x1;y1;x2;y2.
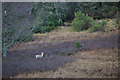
8;26;118;78
6;19;119;78
12;48;118;78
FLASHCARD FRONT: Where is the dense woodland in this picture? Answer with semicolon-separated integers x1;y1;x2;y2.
2;2;120;57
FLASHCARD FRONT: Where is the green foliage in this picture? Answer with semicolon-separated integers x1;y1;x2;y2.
88;22;105;32
32;2;119;33
47;13;61;26
72;11;93;31
31;3;64;33
74;41;82;48
79;3;119;19
32;12;62;33
31;2;119;22
106;19;110;22
102;21;107;26
42;26;55;33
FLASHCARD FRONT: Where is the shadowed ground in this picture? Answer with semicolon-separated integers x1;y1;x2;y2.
2;27;119;78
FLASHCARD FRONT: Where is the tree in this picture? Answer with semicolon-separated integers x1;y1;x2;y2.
78;2;119;19
2;2;33;57
72;11;93;31
31;2;69;33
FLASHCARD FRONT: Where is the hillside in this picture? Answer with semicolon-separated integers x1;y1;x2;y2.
3;26;119;78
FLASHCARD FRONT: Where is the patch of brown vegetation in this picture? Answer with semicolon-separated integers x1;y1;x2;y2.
4;27;118;78
12;48;118;78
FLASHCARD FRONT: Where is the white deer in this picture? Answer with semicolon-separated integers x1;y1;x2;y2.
35;52;44;58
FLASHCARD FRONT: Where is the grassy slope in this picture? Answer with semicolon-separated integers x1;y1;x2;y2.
9;25;119;78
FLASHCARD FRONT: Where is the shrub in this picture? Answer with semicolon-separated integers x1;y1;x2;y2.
88;20;107;32
32;13;63;33
48;14;63;26
74;41;82;48
72;11;93;32
107;19;110;22
43;26;55;32
88;23;105;32
101;21;107;27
